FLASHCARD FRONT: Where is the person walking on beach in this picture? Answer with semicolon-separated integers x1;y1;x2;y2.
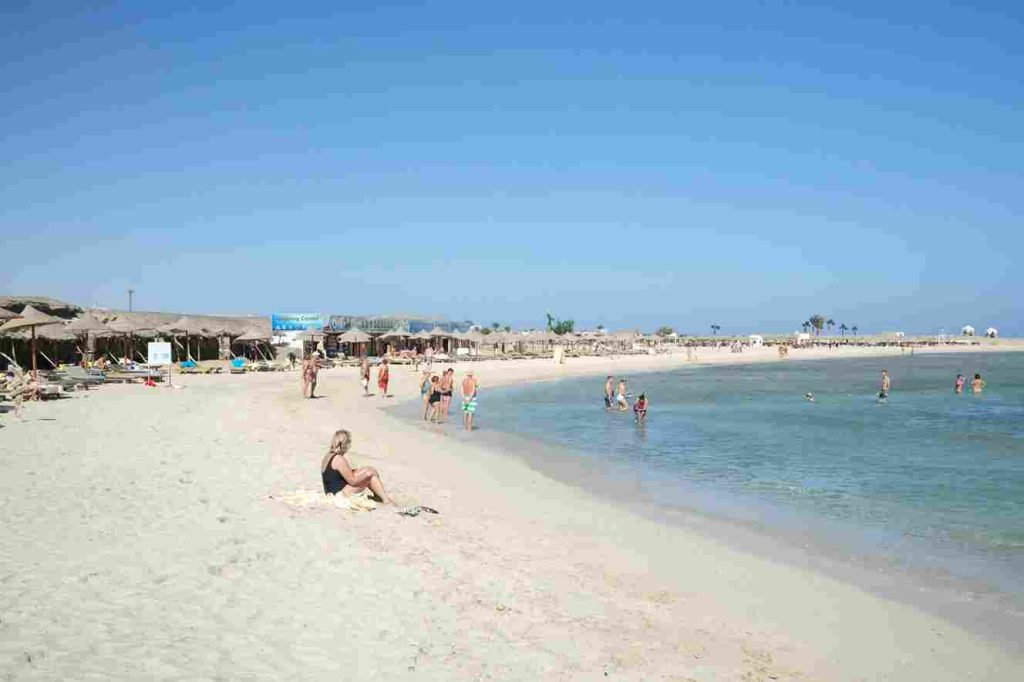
955;374;965;395
439;368;454;421
419;370;432;415
320;429;393;504
604;375;614;409
377;358;390;398
301;353;319;399
971;373;986;394
878;370;890;402
633;393;648;423
461;371;479;431
616;379;629;411
359;357;371;397
426;375;442;422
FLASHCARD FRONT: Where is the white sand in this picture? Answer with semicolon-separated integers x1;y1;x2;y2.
1;344;1022;680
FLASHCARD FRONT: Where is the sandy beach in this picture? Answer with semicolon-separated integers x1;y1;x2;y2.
2;344;1022;680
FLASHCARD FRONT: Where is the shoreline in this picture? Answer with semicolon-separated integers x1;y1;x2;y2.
2;343;1022;679
387;345;1024;653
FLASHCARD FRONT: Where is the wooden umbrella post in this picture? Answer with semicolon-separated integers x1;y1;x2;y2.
31;326;38;400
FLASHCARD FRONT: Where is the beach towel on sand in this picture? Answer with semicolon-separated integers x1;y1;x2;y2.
270;488;377;511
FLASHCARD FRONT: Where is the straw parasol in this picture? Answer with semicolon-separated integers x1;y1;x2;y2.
427;326;451;338
158;316;214;361
378;327;410;341
0;305;64;383
296;330;325;342
337;329;371;344
0;308;17;321
66;311;114;336
235;329;271;342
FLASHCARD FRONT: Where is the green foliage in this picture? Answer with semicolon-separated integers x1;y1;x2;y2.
710;324;721;335
546;312;574;335
656;326;674;337
808;315;826;335
480;328;492;335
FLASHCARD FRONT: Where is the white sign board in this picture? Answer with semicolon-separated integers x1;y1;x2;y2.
148;341;172;366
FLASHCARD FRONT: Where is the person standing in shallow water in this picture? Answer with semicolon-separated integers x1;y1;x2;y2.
604;375;614;409
878;370;890;401
971;373;986;394
461;371;479;431
955;374;965;395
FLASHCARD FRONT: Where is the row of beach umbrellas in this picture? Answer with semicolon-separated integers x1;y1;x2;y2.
0;306;273;378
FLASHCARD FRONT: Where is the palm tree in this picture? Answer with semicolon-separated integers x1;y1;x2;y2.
839;323;848;336
852;325;858;336
826;318;835;334
801;321;810;334
809;314;825;336
710;324;721;336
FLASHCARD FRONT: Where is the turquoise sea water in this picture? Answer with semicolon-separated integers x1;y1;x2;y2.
478;352;1024;604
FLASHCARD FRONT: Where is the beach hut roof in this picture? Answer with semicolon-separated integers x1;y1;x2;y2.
296;330;325;342
427;326;452;338
0;307;18;321
337;329;371;343
12;324;77;342
378;328;410;340
158;316;213;336
0;296;78;316
0;305;64;335
65;311;114;335
234;329;271;342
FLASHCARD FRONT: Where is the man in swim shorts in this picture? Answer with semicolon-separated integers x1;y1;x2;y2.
878;369;890;401
604;375;614;409
616;379;629;411
461;371;479;431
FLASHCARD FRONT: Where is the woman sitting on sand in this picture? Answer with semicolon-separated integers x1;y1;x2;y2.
320;429;393;504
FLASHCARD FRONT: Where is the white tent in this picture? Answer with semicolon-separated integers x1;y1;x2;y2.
748;334;764;347
961;325;976;337
985;327;998;338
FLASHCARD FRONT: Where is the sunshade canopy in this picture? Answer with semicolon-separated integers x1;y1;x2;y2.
158;316;213;336
66;311;114;335
337;329;371;343
0;305;63;334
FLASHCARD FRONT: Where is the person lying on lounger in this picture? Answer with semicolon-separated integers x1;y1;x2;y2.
319;429;393;504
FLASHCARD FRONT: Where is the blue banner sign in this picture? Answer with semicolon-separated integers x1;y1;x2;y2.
271;314;324;331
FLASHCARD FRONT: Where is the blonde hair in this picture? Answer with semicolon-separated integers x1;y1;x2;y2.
329;429;352;456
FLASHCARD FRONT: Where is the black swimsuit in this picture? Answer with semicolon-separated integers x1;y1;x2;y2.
429;390;442;405
322;454;347;495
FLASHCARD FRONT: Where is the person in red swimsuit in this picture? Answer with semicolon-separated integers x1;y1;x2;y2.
377;358;390;398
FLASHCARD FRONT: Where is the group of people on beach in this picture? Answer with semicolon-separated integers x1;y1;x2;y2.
603;375;648;423
420;367;478;431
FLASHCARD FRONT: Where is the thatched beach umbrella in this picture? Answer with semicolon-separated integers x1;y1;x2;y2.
158;316;213;361
66;311;114;336
0;308;17;321
0;305;63;384
337;329;371;343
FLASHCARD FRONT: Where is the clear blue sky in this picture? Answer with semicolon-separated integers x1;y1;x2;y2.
2;1;1021;334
